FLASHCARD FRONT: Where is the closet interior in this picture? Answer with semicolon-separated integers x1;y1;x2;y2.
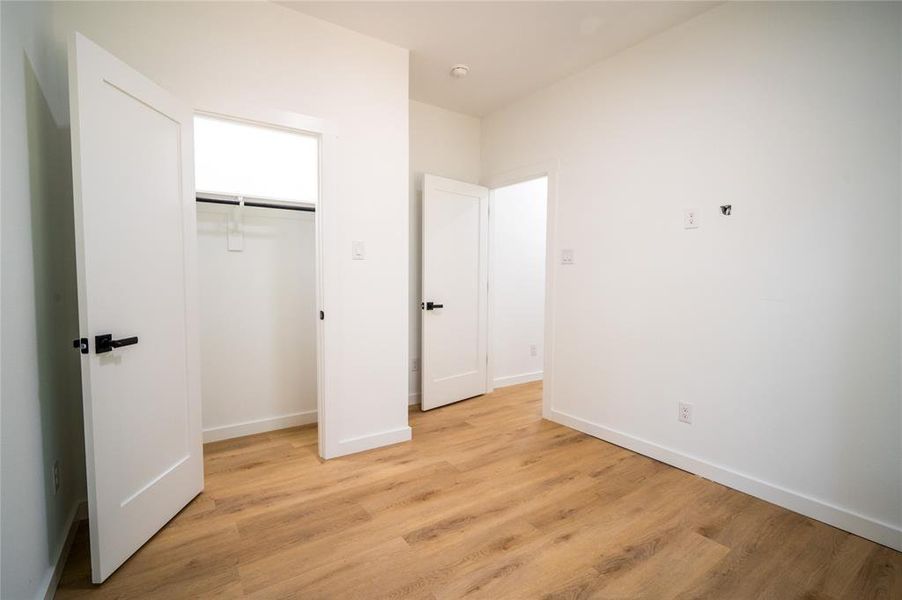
193;114;319;443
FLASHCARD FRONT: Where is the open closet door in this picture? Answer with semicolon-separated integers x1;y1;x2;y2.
421;174;489;410
68;33;203;583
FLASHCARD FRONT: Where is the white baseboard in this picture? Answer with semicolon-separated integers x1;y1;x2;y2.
494;371;543;388
203;410;317;443
39;500;87;600
548;408;902;551
328;425;412;458
408;392;421;406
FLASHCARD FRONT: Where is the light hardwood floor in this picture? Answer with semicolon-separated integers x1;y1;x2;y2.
56;381;900;599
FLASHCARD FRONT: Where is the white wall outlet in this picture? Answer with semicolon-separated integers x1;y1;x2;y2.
678;402;693;425
683;208;700;229
52;460;61;495
561;249;575;265
351;241;365;260
530;344;538;357
411;357;419;372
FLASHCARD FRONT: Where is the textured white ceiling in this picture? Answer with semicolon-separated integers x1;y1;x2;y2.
280;1;719;116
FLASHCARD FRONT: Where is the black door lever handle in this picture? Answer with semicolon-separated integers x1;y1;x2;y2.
422;301;444;311
95;334;139;354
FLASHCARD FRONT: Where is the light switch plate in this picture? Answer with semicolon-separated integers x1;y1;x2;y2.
352;241;365;260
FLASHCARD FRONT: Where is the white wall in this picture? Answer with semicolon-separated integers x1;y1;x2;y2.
1;2;86;598
50;1;411;457
197;206;317;443
482;1;902;549
409;100;481;403
491;177;547;387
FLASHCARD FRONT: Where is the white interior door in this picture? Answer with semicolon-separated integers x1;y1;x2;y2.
421;174;489;410
68;33;203;583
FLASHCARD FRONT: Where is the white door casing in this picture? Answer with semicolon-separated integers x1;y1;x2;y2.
192;106;337;458
68;33;203;583
421;174;489;410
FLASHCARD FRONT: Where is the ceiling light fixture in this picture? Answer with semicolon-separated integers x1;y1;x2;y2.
450;64;470;79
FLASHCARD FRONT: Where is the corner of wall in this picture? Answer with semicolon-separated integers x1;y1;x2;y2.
1;2;86;598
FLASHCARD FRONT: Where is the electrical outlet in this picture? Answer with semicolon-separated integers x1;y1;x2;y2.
52;461;61;495
411;357;419;372
530;344;537;357
683;208;700;229
678;402;693;425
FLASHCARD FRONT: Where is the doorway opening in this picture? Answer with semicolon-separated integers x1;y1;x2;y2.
192;114;323;446
419;172;549;411
488;176;548;390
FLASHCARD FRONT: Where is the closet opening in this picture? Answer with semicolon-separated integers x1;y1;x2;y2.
192;113;323;448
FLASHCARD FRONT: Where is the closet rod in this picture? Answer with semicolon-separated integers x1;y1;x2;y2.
196;196;315;213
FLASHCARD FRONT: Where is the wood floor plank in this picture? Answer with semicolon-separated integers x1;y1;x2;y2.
55;381;901;599
841;545;902;599
428;468;720;598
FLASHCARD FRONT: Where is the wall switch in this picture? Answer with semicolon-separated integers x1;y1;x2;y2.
530;344;538;357
683;209;700;229
561;249;575;265
678;402;693;425
411;357;419;372
52;461;61;495
351;241;365;260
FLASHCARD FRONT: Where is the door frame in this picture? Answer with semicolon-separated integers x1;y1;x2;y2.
192;103;339;458
483;160;559;418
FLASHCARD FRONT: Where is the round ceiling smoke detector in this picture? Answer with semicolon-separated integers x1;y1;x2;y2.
450;64;470;79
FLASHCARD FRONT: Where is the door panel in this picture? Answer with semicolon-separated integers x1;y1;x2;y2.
68;33;202;583
421;174;489;410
